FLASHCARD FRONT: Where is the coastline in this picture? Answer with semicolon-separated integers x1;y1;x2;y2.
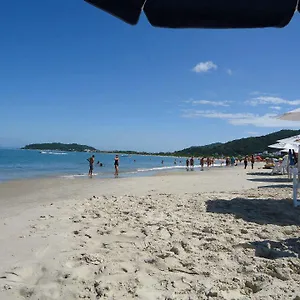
0;165;245;212
0;161;232;184
1;164;299;299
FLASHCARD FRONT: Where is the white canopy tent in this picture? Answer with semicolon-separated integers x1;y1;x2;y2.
276;111;300;207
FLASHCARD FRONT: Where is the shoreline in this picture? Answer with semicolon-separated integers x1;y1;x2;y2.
0;165;250;203
0;164;266;218
0;162;234;184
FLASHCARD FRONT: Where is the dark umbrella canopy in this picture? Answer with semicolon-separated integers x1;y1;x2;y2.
85;0;299;28
85;0;144;25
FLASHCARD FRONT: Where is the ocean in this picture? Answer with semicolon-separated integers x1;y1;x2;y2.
0;149;220;182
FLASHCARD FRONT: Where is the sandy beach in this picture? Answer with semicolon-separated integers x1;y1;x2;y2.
0;165;300;300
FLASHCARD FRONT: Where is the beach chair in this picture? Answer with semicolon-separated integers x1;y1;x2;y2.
271;155;289;175
291;146;300;207
281;155;289;175
292;167;300;207
271;161;284;175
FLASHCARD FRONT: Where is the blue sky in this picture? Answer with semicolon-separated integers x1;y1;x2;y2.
1;1;300;152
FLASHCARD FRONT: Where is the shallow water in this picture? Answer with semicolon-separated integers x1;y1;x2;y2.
0;149;222;182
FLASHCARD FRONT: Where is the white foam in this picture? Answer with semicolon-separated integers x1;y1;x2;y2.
41;151;67;155
137;165;200;172
61;173;99;179
135;164;225;173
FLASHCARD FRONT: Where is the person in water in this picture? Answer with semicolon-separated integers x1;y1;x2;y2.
87;155;95;177
114;155;119;177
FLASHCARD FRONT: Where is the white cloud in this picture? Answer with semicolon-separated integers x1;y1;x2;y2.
269;106;282;111
247;131;259;136
226;69;233;75
182;110;253;119
246;96;300;106
186;99;231;107
250;91;261;96
192;61;217;73
249;91;277;96
181;109;300;128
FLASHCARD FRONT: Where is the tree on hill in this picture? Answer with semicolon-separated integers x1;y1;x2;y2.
22;143;97;152
174;129;300;157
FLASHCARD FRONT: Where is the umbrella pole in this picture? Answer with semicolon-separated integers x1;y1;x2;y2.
293;145;300;207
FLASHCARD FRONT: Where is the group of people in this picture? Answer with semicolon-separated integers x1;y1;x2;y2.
87;154;257;177
185;157;215;171
184;155;256;171
223;155;256;169
87;154;119;178
186;157;194;170
243;155;255;170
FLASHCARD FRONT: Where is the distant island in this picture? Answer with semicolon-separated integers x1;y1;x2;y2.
21;129;300;157
22;143;97;153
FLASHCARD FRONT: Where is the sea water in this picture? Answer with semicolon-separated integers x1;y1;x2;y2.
0;149;219;181
0;149;224;182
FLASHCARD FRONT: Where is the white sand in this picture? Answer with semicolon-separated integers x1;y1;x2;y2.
0;165;300;299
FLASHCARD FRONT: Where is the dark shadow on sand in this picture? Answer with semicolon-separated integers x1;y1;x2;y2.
249;238;300;259
258;184;293;189
247;172;272;176
248;177;293;183
206;197;300;226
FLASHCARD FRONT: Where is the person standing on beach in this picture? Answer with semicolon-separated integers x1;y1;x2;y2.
207;157;210;168
190;157;194;171
186;158;190;171
200;157;204;170
114;155;119;177
87;155;95;177
244;156;248;169
251;155;255;169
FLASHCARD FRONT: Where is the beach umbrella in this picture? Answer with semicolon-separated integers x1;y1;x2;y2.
268;141;299;153
277;135;300;144
281;148;299;153
277;109;300;122
84;0;299;28
282;143;299;152
268;142;289;149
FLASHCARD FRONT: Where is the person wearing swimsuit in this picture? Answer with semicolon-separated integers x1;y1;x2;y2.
87;155;95;177
114;155;119;177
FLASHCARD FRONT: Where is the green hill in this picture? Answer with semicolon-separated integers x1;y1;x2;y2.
174;129;300;157
21;130;300;156
22;143;97;152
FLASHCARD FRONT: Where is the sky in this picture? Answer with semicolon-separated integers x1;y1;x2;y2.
1;1;300;152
